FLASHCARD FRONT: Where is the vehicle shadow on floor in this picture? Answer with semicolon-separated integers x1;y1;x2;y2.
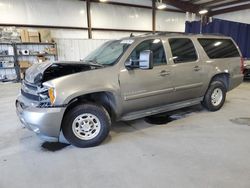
41;104;205;150
111;104;205;134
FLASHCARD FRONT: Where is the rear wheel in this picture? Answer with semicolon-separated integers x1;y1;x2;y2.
62;103;111;148
202;81;226;111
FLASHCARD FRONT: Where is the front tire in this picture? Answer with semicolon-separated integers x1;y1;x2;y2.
62;103;111;148
202;81;226;111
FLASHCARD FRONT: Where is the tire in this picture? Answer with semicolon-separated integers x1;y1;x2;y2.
62;103;111;148
202;81;227;111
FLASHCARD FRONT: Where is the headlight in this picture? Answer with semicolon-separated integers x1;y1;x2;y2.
38;85;56;106
48;88;56;105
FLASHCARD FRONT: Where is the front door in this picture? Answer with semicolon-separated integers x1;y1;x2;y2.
119;39;174;114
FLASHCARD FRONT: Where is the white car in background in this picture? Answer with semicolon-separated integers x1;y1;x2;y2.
243;59;250;79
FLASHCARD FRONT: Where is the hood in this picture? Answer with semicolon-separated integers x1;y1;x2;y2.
25;61;98;84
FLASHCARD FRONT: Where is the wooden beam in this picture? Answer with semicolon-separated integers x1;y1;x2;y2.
210;3;250;15
152;0;156;33
86;0;92;39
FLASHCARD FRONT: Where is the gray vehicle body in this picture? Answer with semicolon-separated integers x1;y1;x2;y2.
16;33;243;142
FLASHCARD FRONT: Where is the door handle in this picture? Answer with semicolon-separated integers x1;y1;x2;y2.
160;70;170;76
193;65;201;71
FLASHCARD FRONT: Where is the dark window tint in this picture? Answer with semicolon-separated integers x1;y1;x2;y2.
169;38;197;63
198;38;240;59
129;39;167;65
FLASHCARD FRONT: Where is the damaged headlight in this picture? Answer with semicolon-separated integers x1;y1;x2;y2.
38;84;56;106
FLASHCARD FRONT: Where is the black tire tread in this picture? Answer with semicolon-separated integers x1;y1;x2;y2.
62;103;111;148
202;81;226;111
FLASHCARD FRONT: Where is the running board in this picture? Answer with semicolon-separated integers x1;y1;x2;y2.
120;97;203;121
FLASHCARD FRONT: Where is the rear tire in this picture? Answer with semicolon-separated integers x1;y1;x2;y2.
202;81;226;111
62;103;111;148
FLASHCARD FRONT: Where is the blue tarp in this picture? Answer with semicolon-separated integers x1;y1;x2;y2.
185;18;250;58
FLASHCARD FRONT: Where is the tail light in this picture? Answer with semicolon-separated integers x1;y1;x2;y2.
240;57;244;74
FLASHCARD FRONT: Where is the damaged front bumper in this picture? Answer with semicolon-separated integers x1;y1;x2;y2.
16;94;66;142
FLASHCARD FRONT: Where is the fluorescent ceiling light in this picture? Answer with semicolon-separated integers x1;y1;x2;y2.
156;0;167;9
100;0;107;2
157;3;167;9
199;9;208;15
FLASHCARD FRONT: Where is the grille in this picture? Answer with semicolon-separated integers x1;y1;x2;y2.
23;81;37;91
21;89;40;101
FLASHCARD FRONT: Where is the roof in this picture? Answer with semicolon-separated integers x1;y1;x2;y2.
127;32;229;39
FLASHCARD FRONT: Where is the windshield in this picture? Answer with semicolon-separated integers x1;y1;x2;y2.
83;40;131;65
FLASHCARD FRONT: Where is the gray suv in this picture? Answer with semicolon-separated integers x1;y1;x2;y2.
16;33;244;148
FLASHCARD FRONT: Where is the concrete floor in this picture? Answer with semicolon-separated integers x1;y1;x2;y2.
0;82;250;188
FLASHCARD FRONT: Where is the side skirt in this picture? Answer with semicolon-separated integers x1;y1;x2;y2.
120;97;203;121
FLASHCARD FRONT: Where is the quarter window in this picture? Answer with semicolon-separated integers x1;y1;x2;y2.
169;38;198;63
129;39;167;65
198;38;240;59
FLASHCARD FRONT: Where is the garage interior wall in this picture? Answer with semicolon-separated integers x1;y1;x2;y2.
214;9;250;24
0;0;187;61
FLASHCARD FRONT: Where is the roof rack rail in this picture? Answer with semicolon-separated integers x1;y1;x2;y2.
135;31;186;37
201;33;226;36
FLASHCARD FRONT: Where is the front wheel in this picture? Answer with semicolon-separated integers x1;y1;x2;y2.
62;103;111;148
202;81;227;111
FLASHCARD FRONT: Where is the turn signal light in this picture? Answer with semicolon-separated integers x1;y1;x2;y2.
48;88;55;105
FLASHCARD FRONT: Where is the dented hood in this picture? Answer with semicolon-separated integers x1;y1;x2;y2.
25;61;97;84
25;62;52;83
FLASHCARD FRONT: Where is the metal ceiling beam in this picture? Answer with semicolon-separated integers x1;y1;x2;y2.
210;3;250;15
190;0;203;4
209;0;250;9
199;0;227;8
162;0;200;13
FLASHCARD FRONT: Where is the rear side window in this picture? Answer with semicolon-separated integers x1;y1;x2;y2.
198;38;240;59
169;38;198;63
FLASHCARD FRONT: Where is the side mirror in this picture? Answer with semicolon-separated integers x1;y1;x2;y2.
139;50;153;69
125;50;153;70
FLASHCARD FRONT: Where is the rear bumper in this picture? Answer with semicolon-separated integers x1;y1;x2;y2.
16;96;66;142
229;74;244;91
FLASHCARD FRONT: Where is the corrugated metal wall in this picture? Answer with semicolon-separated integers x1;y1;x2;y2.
55;39;108;61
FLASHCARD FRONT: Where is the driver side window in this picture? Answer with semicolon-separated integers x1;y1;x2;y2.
129;39;167;66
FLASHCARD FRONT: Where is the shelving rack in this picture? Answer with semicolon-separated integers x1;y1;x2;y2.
0;42;57;82
0;42;18;82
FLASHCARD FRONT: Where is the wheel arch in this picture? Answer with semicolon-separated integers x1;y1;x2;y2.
62;91;119;126
209;73;230;91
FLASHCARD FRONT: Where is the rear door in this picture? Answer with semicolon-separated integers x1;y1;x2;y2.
168;38;205;101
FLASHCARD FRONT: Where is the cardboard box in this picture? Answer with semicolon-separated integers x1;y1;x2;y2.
28;31;40;43
19;61;31;69
19;29;29;42
39;29;52;43
37;56;46;62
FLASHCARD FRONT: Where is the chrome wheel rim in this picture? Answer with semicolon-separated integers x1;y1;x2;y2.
211;88;223;106
72;113;101;140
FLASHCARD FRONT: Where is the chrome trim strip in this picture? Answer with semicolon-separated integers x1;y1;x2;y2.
124;87;174;101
